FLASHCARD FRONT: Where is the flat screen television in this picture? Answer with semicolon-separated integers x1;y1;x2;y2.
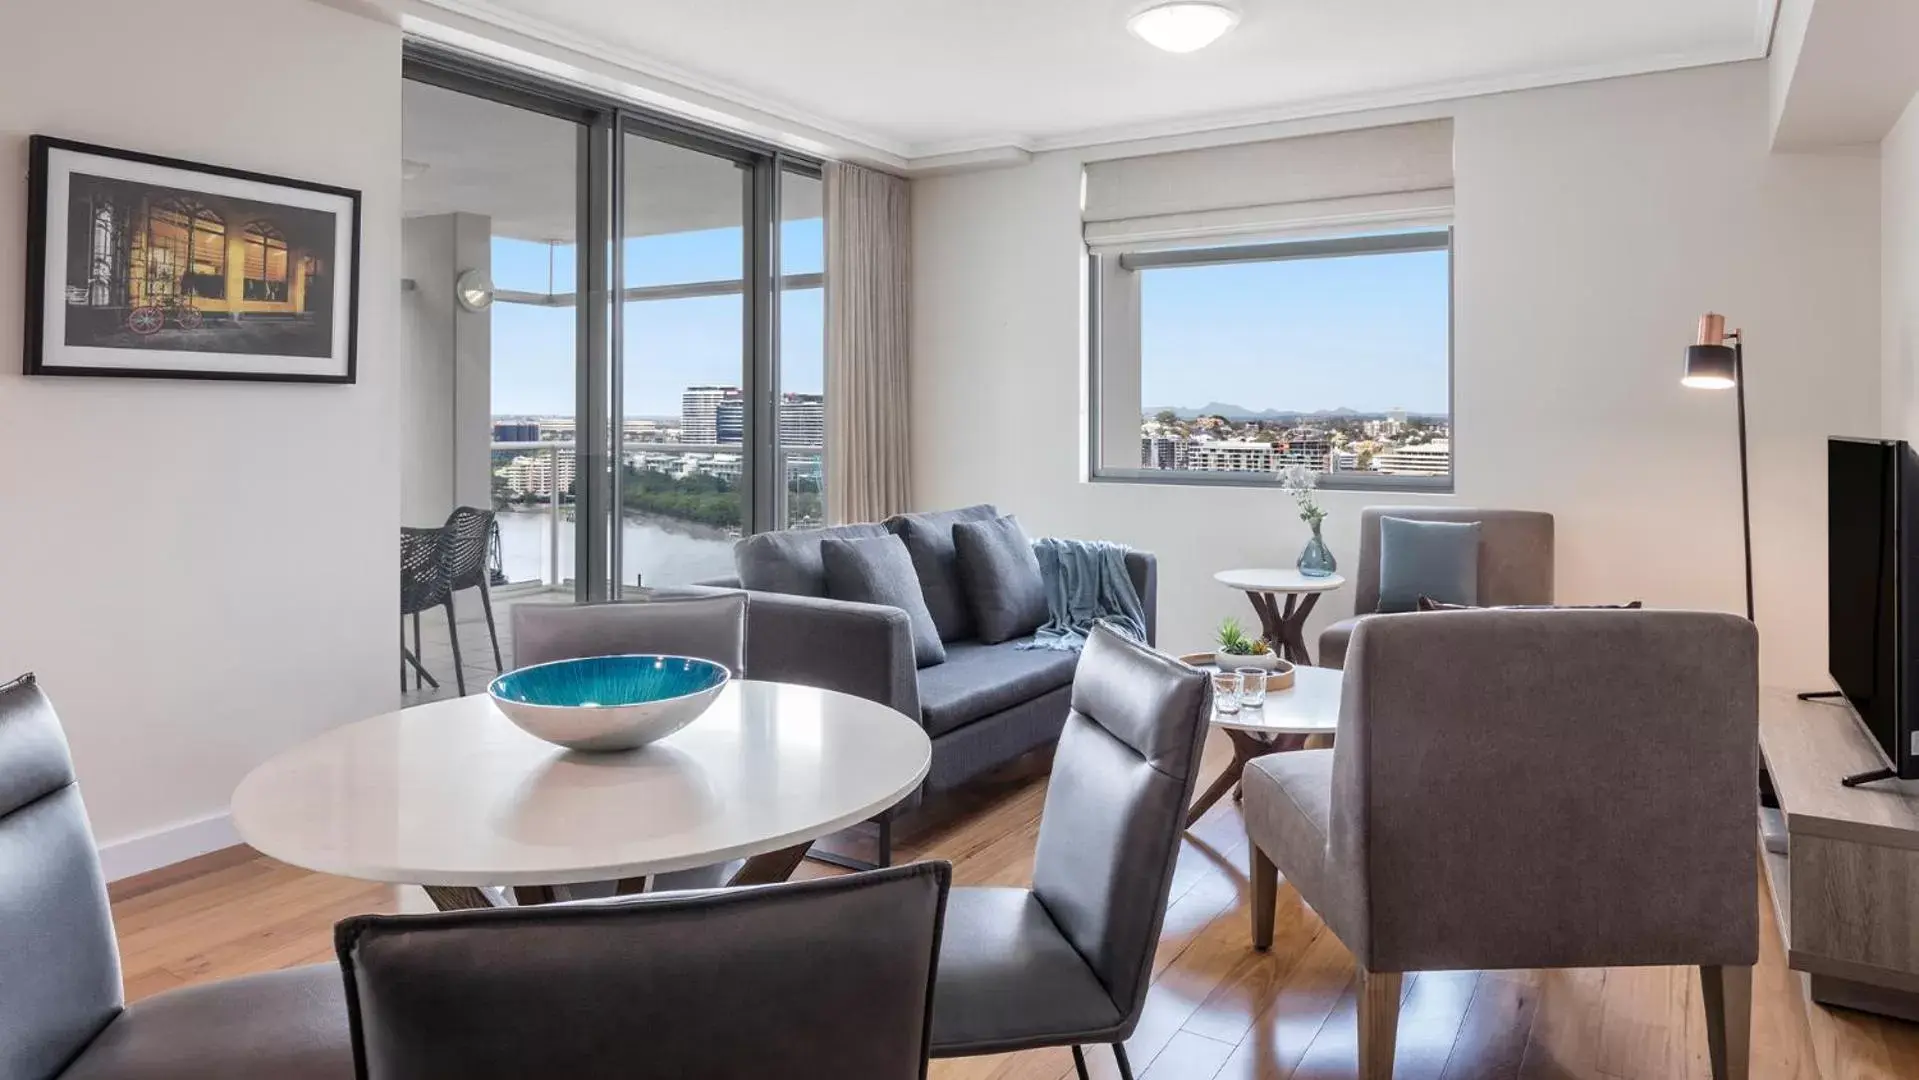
1827;437;1919;781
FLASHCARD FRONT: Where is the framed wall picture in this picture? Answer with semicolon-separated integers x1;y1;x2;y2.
24;136;360;383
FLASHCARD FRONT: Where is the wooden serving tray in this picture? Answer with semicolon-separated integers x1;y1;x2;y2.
1177;653;1297;691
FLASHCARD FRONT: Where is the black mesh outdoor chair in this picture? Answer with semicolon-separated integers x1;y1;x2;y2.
400;526;463;695
441;506;504;676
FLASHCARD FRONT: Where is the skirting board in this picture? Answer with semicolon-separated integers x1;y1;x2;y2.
96;811;240;883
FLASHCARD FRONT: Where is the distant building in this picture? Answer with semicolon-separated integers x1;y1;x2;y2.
681;385;740;445
1372;440;1451;477
1141;435;1188;470
500;448;576;498
1187;440;1281;473
1328;449;1359;472
1271;436;1331;470
780;392;825;449
715;398;744;444
492;420;540;443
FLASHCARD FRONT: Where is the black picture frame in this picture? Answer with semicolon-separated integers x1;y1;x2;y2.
23;135;361;384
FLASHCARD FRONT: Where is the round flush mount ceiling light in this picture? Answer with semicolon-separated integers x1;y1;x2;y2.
1128;2;1240;54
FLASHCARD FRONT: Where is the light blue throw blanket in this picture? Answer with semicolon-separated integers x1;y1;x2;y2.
1022;538;1148;651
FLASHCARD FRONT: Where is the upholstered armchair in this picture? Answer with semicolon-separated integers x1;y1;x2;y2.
1318;506;1554;669
1244;609;1760;1080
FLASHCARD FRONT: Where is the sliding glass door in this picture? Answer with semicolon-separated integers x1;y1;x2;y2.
615;132;751;589
405;46;823;604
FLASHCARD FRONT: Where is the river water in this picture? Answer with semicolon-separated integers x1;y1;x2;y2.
494;509;737;587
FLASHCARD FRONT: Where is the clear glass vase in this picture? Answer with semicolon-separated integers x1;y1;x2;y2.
1297;520;1337;578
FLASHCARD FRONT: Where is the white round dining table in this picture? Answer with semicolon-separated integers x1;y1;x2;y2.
231;680;931;909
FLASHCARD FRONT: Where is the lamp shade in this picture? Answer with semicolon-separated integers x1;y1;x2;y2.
1684;344;1737;390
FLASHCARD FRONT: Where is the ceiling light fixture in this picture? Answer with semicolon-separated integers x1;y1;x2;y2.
1128;1;1239;54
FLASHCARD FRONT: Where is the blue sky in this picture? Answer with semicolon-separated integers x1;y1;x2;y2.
488;225;1448;418
490;219;824;418
1139;248;1450;415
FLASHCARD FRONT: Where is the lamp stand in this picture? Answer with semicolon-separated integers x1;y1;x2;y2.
1733;339;1754;623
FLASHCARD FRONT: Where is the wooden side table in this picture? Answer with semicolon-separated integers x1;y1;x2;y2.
1214;568;1347;667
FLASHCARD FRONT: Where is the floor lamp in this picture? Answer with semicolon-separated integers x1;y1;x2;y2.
1683;312;1755;623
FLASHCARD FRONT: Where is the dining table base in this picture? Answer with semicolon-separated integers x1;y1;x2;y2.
421;840;820;911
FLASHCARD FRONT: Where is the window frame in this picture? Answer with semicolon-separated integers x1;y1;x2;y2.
1087;226;1456;493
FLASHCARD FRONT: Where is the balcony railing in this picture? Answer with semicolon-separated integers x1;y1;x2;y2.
491;440;825;588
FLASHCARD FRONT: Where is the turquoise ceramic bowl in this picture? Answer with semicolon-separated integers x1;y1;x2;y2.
487;654;730;752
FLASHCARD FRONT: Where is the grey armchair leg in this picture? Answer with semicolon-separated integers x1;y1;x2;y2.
1700;965;1752;1080
1358;967;1402;1080
1251;846;1278;951
1070;1044;1134;1080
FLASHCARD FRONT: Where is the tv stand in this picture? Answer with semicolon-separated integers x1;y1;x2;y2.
1759;687;1919;1026
1795;690;1845;702
1841;767;1898;788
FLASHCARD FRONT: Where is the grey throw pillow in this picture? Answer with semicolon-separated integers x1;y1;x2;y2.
1376;517;1481;613
883;504;1000;642
820;535;946;667
734;522;889;596
952;516;1049;645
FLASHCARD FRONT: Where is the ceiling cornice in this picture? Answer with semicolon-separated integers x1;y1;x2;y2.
405;0;1783;174
406;0;914;169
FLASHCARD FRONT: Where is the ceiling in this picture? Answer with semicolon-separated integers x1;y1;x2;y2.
402;79;822;242
414;0;1778;162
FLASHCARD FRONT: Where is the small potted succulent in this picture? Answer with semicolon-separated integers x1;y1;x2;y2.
1214;617;1279;671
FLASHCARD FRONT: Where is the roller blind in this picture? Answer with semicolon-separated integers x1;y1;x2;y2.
1082;118;1454;249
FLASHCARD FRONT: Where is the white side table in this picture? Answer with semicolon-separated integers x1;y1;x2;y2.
1214;568;1347;666
1187;665;1342;827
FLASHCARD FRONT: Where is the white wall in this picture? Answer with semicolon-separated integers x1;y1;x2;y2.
1885;93;1919;442
912;61;1880;685
401;212;493;525
0;0;401;877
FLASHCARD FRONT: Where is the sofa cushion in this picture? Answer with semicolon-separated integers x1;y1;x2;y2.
1376;516;1480;613
821;535;946;668
953;516;1049;645
916;640;1079;737
885;505;1000;642
733;522;889;596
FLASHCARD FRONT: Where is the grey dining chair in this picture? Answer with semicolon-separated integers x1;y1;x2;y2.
0;673;355;1080
926;624;1212;1079
336;862;952;1080
510;591;750;891
510;592;749;675
1244;609;1759;1080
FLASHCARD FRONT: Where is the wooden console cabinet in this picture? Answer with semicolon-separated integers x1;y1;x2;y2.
1758;687;1919;1023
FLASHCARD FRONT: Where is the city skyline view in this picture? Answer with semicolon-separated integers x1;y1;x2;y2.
487;229;1449;420
489;219;825;418
1137;246;1449;416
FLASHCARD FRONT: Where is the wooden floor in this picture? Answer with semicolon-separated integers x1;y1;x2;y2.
110;732;1919;1080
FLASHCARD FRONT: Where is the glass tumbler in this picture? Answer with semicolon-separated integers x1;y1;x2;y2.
1212;670;1242;714
1236;668;1268;709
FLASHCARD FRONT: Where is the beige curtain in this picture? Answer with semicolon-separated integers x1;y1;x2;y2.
824;161;912;524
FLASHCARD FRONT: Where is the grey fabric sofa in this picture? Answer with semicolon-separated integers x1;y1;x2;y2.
697;506;1157;866
1318;506;1554;669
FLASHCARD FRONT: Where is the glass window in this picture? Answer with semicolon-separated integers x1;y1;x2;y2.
1092;230;1452;490
617;133;750;587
